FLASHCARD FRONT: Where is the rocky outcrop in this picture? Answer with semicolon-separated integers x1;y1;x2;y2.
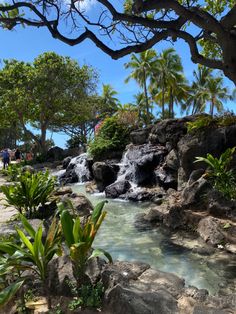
101;261;236;314
62;156;72;169
130;127;151;145
105;180;131;198
177;124;236;188
92;161;119;192
46;146;64;162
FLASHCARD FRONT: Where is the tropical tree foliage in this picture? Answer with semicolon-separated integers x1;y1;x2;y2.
149;48;187;118
0;1;235;84
0;52;98;153
125;49;157;124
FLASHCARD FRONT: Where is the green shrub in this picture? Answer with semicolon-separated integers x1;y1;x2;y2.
187;112;236;133
3;164;22;181
187;116;214;133
88;116;131;159
1;170;55;218
0;215;62;309
58;200;112;288
195;147;236;200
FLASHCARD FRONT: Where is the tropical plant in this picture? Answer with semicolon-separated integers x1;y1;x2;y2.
187;116;214;133
195;147;236;200
125;49;157;124
58;200;112;288
100;84;120;118
2;163;22;181
67;281;104;310
0;214;62;308
88;116;131;160
1;170;55;218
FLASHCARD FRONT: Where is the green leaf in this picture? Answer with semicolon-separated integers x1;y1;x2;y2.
60;210;74;247
0;280;25;308
91;200;107;225
73;217;82;243
16;228;34;256
88;248;113;263
19;214;36;238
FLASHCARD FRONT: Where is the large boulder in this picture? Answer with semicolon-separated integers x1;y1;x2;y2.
197;217;225;246
105;180;131;198
59;168;78;184
62;156;72;169
130;127;152;145
61;192;93;217
165;149;179;170
207;190;236;221
105;284;178;314
119;144;167;186
149;117;191;148
177;125;236;187
92;161;119;192
155;167;178;190
181;176;212;209
46;146;64;161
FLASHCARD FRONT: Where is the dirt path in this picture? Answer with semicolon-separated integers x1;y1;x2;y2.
0;175;18;226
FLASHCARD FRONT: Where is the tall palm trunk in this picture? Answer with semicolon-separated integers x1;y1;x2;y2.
168;87;174;118
143;68;150;124
161;81;165;119
210;97;215;116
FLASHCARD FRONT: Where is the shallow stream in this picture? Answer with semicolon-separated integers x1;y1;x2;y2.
73;184;235;295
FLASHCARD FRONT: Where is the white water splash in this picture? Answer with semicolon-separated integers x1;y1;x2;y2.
69;153;91;182
116;149;137;184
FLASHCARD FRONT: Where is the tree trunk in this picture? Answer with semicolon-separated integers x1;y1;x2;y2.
168;87;174;118
143;69;150;124
210;98;214;116
161;83;165;119
39;124;47;154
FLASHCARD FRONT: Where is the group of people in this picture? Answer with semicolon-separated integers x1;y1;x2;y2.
1;148;34;169
1;148;21;169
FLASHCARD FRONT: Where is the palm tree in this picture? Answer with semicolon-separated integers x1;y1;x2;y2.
125;49;157;124
185;66;231;116
101;84;120;116
206;76;231;116
150;48;185;118
184;66;213;115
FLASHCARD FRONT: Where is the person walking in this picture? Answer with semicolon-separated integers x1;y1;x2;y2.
15;148;21;162
2;149;10;169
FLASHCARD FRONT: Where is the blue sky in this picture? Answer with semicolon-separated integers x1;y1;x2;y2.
0;2;235;147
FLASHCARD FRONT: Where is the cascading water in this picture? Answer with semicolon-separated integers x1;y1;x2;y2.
69;153;91;182
116;148;137;185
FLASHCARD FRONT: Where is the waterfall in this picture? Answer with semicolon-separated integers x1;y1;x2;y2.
116;149;137;186
69;153;91;182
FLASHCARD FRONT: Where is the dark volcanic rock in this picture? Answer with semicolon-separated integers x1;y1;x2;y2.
207;190;236;221
197;217;224;245
59;168;78;184
177;124;236;187
130;127;151;145
105;284;178;314
149;117;190;147
62;156;72;169
181;176;212;209
105;180;131;198
46;146;64;161
92;161;119;192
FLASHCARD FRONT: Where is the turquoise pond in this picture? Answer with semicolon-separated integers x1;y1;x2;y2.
73;184;235;295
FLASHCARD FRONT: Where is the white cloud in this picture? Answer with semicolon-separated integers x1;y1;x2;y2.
77;0;96;11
